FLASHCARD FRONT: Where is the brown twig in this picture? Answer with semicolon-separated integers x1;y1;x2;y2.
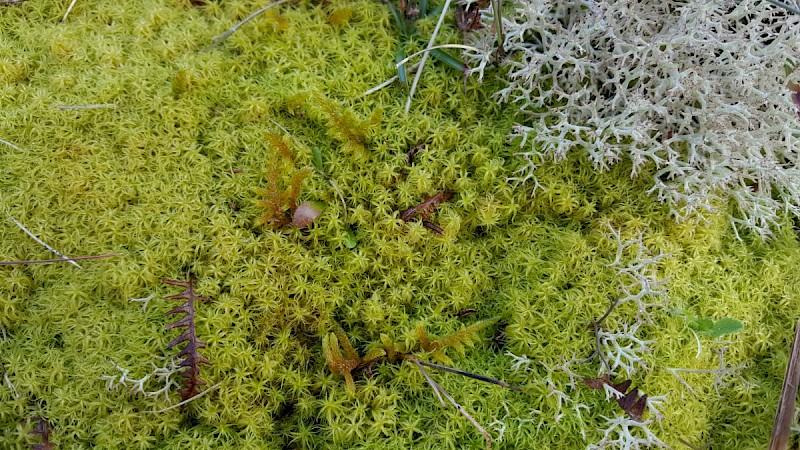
407;143;427;165
400;191;452;221
0;253;120;265
769;319;800;450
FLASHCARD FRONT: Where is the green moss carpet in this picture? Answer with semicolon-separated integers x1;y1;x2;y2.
1;1;799;448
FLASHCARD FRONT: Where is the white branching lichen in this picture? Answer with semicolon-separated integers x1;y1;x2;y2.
598;323;653;376
608;227;670;323
100;357;183;402
667;346;750;396
466;0;800;238
587;416;669;450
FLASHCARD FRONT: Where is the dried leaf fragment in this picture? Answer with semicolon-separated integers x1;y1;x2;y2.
29;416;55;450
583;376;649;422
291;201;323;228
163;274;212;401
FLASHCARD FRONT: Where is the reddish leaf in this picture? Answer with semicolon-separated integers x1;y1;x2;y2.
611;379;632;395
29;417;55;450
583;375;611;390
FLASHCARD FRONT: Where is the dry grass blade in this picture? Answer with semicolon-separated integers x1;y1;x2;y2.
404;0;454;114
62;0;78;22
53;103;116;110
411;357;493;449
395;44;480;68
0;138;25;152
207;0;290;49
0;253;119;265
769;319;800;450
143;381;223;414
7;213;82;268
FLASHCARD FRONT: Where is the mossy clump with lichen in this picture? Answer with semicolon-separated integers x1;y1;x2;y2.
1;1;799;449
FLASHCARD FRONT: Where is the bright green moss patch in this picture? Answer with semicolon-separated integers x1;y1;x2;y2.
1;1;800;449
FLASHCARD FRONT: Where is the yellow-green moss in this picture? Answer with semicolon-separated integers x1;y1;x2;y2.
1;0;799;449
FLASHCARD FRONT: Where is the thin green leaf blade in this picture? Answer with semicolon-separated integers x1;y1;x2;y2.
312;146;324;172
430;48;465;73
396;47;408;85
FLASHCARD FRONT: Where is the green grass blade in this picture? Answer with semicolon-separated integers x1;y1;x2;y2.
396;46;408;85
430;48;465;73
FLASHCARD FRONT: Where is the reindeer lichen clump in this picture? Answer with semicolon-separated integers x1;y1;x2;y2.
466;0;800;238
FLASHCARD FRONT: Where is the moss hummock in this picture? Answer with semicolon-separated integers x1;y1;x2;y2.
1;1;799;448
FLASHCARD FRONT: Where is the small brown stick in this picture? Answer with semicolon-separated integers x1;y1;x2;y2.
400;191;452;221
411;358;492;450
416;359;523;392
454;308;478;318
421;220;444;235
0;253;119;266
768;319;800;450
407;143;426;165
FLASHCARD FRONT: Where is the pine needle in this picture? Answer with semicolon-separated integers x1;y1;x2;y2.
0;138;25;152
62;0;78;22
404;0;454;114
142;381;223;414
415;360;523;392
0;254;119;266
6;214;82;268
207;0;290;49
769;319;800;450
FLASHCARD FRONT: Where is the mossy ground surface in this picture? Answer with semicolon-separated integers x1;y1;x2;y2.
1;1;799;448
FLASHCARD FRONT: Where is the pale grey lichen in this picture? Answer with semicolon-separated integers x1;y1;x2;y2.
465;0;800;238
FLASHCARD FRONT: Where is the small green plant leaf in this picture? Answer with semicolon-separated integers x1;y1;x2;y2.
312;146;324;173
343;228;358;249
688;318;714;333
384;0;407;34
707;318;744;337
688;316;744;337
